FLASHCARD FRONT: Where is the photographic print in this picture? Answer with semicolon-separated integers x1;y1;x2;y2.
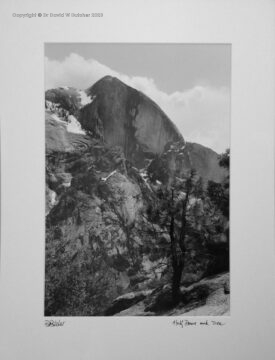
45;43;230;316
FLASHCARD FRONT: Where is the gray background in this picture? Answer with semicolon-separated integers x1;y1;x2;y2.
0;0;275;359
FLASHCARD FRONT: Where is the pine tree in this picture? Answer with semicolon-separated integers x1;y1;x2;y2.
146;169;198;303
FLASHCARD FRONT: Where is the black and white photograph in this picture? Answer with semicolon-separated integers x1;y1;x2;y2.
45;43;230;316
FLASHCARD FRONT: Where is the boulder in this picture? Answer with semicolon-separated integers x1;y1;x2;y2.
105;290;153;315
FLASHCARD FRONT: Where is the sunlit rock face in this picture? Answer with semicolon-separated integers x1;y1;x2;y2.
79;76;184;166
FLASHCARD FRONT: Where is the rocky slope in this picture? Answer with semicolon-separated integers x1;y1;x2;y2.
108;272;230;316
45;76;229;316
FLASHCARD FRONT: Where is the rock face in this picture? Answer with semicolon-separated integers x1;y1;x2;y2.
148;141;227;184
107;272;230;316
45;138;169;315
79;76;184;166
45;76;229;316
45;112;93;154
45;76;226;181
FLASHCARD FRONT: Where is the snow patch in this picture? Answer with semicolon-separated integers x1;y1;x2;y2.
46;101;70;122
51;113;67;124
46;189;58;216
67;115;86;135
115;290;152;301
101;170;117;182
62;174;72;188
144;159;153;167
46;100;60;112
78;90;95;106
49;190;57;206
139;169;152;192
63;181;71;188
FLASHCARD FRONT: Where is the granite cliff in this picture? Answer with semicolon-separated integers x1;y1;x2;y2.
45;76;229;316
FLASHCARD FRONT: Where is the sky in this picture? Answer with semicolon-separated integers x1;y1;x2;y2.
45;43;231;153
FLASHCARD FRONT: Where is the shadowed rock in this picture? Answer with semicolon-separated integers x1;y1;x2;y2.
80;76;183;166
